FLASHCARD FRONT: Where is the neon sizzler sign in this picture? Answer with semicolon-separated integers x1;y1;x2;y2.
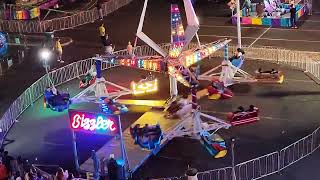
68;110;118;135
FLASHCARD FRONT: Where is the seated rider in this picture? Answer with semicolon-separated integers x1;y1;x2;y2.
229;48;245;62
270;69;278;74
147;72;155;81
257;68;278;74
142;124;149;134
45;87;54;98
234;106;245;114
212;81;224;92
83;64;97;83
247;105;256;112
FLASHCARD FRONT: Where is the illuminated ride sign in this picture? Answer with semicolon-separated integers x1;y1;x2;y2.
130;79;158;95
68;110;119;135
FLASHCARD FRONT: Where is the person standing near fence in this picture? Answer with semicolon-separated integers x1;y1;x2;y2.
96;0;103;20
290;4;298;29
55;39;64;63
99;23;108;47
127;41;133;57
227;0;236;16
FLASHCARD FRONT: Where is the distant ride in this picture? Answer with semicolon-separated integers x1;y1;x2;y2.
130;124;163;150
255;68;284;84
227;105;259;126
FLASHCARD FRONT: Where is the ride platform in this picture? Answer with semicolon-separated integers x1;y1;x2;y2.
80;111;180;173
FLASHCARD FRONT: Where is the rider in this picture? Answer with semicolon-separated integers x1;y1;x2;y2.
82;64;97;84
147;72;154;81
247;105;256;112
234;106;245;113
229;48;245;62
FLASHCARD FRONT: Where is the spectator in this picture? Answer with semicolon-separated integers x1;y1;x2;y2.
96;0;103;20
66;173;74;180
290;4;297;29
99;23;107;47
0;149;4;162
14;171;22;180
127;41;133;56
55;39;64;63
107;154;118;180
3;151;13;176
55;167;68;180
16;156;24;177
36;171;44;180
227;0;236;16
0;161;8;180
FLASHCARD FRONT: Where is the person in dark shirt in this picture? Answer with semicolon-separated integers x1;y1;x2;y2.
107;154;119;180
290;4;298;29
3;151;13;176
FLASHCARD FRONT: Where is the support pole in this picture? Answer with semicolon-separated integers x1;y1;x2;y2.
72;131;80;172
224;44;229;61
170;76;178;97
118;115;129;177
231;137;236;180
236;0;242;48
95;58;102;79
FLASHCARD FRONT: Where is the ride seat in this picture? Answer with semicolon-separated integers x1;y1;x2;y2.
231;55;245;69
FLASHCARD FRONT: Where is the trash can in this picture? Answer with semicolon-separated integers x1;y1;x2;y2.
186;168;198;180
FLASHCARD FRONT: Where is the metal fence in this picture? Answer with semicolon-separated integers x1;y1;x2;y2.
0;0;133;33
155;127;320;180
1;43;320;179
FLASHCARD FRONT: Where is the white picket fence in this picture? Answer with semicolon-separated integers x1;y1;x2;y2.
0;43;320;180
0;0;133;33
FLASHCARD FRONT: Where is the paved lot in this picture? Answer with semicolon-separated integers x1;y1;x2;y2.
4;57;320;179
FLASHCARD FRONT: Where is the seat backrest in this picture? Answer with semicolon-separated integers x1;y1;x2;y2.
231;55;245;69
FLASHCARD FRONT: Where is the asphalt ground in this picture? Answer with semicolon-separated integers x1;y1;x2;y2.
0;0;320;179
4;56;320;179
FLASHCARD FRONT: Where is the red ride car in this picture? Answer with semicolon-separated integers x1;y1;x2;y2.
227;105;259;126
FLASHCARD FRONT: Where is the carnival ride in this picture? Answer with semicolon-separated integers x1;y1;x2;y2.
198;49;285;100
126;0;234;156
227;105;259;126
231;0;308;27
254;68;284;83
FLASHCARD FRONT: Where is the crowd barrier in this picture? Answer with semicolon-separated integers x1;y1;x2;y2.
0;0;133;33
0;43;320;179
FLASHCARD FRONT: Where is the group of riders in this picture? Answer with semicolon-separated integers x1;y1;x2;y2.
130;123;162;149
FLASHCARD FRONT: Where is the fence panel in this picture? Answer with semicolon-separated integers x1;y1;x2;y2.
0;0;134;33
312;128;320;151
235;152;279;180
197;167;233;180
279;133;313;171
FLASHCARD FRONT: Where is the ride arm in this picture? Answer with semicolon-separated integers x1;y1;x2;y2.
136;0;167;57
180;39;232;67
